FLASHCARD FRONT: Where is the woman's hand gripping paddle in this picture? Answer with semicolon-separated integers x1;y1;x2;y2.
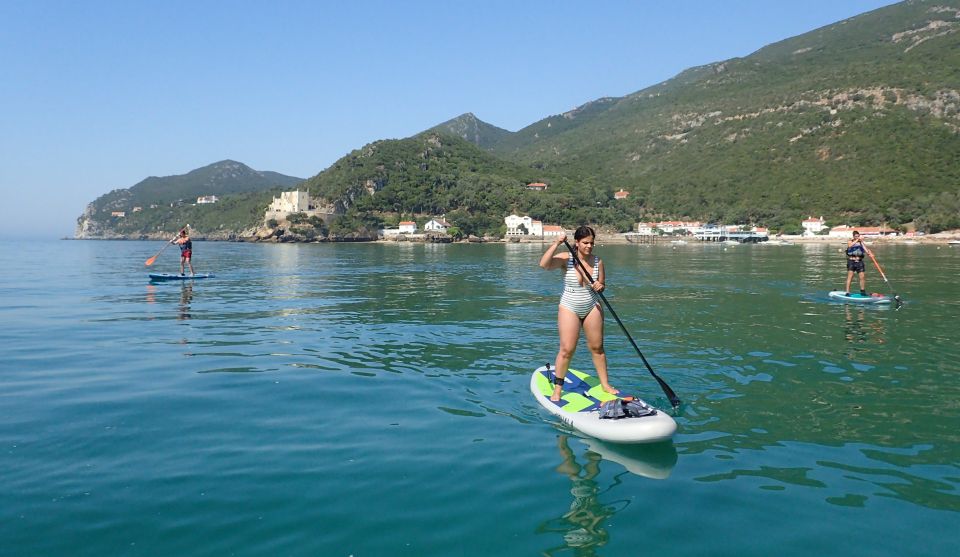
563;239;681;408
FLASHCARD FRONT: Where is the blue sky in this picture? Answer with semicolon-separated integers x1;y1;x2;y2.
0;0;898;238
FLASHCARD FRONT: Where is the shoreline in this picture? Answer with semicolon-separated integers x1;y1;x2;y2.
67;231;960;245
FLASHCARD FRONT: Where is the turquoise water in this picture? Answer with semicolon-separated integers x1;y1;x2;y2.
1;239;957;556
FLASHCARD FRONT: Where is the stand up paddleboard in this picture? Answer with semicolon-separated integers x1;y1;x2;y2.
828;291;891;304
149;273;214;281
531;365;676;444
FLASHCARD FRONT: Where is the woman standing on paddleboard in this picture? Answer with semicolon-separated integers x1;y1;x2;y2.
539;225;618;402
845;230;871;296
172;228;195;276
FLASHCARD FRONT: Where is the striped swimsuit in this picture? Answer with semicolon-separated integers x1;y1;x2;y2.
560;255;600;319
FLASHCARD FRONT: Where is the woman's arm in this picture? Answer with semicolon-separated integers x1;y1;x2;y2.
593;259;605;292
539;236;568;270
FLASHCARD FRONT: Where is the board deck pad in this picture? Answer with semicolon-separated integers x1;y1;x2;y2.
530;365;676;444
534;368;623;413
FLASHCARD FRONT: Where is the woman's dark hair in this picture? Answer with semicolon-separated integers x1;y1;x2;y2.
574;225;596;241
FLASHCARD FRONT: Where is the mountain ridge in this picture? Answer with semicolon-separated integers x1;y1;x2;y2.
76;0;960;238
75;160;303;239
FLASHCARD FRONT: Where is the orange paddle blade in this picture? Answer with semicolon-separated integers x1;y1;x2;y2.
145;256;157;266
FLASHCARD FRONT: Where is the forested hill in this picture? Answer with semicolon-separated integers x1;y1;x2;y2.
478;0;960;232
75;161;303;238
77;1;960;239
299;132;622;236
428;113;513;149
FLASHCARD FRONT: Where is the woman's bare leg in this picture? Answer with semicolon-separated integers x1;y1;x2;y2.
552;306;582;401
582;304;618;395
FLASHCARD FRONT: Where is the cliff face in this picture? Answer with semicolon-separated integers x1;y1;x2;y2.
75;203;115;239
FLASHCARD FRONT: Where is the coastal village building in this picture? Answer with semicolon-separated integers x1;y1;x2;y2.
504;214;544;236
526;182;548;191
381;220;421;237
614;189;629;200
111;211;126;218
542;225;565;238
828;225;896;238
657;221;703;234
802;216;826;236
424;218;451;232
636;222;657;235
264;190;324;224
197;195;219;204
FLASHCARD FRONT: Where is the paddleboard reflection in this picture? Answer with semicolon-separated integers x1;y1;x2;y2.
537;435;678;555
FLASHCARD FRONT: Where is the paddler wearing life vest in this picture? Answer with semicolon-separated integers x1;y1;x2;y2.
171;228;195;276
844;230;871;296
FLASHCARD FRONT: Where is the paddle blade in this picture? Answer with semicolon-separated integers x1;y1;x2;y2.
145;256;157;266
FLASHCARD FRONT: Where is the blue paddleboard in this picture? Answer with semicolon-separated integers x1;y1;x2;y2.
828;291;891;304
149;273;214;281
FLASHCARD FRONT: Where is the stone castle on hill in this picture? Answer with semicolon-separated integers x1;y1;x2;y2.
263;190;338;225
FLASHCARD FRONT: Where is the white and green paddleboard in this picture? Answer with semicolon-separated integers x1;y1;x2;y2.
530;365;676;444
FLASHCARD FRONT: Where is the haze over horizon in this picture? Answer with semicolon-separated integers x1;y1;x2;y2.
0;0;899;239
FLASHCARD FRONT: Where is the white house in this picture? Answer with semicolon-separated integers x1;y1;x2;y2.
828;225;894;238
197;195;219;204
656;220;701;234
399;221;417;234
505;214;546;236
636;222;657;235
802;216;826;236
542;225;565;238
424;218;451;232
505;214;528;235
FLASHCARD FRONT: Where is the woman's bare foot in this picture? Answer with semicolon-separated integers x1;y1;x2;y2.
602;384;620;395
551;385;563;402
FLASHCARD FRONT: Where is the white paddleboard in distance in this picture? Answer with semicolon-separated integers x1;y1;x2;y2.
828;291;892;304
530;365;677;444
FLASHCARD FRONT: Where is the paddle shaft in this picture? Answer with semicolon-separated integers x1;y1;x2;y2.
562;239;681;408
864;249;902;305
145;225;188;266
865;250;889;283
145;242;174;266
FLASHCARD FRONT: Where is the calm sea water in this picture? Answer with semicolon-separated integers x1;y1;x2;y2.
1;239;957;556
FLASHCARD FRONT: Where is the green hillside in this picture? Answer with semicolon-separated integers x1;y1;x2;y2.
428;113;513;149
78;0;960;238
76;160;303;238
486;0;960;232
299;132;619;237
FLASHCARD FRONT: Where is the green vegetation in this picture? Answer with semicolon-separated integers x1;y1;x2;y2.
80;1;960;239
100;189;280;236
80;160;302;236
